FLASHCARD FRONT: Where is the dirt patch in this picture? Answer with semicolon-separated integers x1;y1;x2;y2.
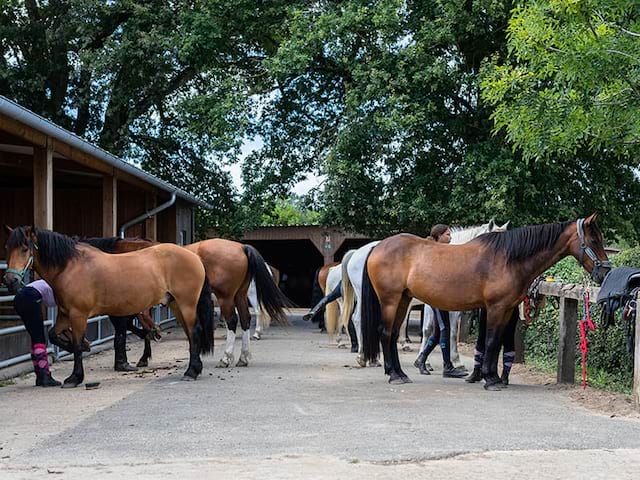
458;342;640;420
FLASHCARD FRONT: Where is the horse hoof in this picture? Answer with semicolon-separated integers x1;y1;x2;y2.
182;374;197;381
402;376;413;384
369;359;381;367
62;376;82;388
389;376;405;384
356;356;367;368
137;359;149;368
401;344;413;352
251;334;261;341
236;355;250;367
215;360;229;368
483;383;502;391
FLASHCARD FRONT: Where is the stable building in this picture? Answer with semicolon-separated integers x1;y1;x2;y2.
0;95;208;256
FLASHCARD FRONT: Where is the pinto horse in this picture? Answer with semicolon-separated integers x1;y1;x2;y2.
3;226;214;387
361;215;611;388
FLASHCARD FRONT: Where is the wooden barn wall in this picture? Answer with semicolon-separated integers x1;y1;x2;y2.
176;200;193;245
53;188;102;237
157;204;177;244
0;188;33;259
117;188;147;238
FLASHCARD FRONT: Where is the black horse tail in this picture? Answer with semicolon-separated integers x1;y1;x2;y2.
195;276;215;355
362;252;381;363
310;268;323;306
243;245;294;325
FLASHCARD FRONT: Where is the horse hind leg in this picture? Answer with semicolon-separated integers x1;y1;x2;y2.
235;294;252;367
217;302;238;368
482;308;509;391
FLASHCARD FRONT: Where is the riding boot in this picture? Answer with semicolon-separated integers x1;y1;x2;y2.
413;352;430;375
465;366;483;383
443;362;467;378
113;333;137;372
304;282;343;322
31;344;61;387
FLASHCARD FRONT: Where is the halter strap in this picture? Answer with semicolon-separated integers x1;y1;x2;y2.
576;218;612;279
5;254;34;288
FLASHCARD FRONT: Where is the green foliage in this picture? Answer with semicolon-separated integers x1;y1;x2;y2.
261;197;321;226
482;0;640;161
526;246;640;393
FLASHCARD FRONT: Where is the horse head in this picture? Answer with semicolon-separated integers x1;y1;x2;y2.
569;213;611;285
3;225;37;294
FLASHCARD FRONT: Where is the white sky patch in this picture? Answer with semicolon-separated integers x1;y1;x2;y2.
223;136;324;195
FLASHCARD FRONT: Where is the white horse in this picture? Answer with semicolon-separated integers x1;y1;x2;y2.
340;220;509;367
323;250;357;347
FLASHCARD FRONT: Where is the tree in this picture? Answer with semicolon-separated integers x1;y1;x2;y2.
481;0;640;160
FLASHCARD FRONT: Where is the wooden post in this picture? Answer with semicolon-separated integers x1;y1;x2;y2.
102;174;117;237
145;192;157;241
634;292;640;408
458;310;471;343
557;296;578;384
33;139;53;229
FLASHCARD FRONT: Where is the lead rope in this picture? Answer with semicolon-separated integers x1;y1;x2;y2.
579;289;595;390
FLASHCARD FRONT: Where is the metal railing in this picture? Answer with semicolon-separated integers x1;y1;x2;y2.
0;262;176;369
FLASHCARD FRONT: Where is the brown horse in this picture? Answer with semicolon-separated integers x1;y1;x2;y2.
185;239;291;368
361;215;611;388
4;226;214;387
81;236;290;368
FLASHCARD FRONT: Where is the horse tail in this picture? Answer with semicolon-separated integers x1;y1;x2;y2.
310;268;323;306
195;276;215;355
243;245;293;325
325;301;339;340
361;252;381;363
339;252;355;333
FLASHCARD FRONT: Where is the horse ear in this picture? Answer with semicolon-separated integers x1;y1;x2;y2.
500;220;510;230
584;212;599;225
3;225;13;235
488;219;495;230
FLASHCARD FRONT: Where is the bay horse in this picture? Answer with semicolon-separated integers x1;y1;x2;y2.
185;239;291;368
361;214;611;388
84;237;291;368
341;220;507;368
3;226;214;387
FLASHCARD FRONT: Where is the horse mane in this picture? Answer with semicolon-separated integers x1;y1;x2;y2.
8;227;81;269
477;220;573;263
80;236;120;253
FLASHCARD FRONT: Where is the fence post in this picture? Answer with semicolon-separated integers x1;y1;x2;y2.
557;295;578;384
634;292;640;408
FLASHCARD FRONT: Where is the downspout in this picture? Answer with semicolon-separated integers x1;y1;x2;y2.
118;191;177;238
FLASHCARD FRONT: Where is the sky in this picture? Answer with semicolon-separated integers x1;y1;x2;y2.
225;137;324;195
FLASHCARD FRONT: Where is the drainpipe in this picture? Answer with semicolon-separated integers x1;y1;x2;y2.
118;191;177;238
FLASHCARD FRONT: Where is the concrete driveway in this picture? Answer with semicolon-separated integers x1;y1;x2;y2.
1;312;639;479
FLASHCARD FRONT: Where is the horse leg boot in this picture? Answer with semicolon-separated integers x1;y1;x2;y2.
482;325;504;391
31;343;61;387
501;351;515;386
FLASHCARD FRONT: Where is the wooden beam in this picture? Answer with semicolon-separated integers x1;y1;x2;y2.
0;113;47;147
33;139;53;230
102;174;117;237
539;281;600;301
557;296;578;384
